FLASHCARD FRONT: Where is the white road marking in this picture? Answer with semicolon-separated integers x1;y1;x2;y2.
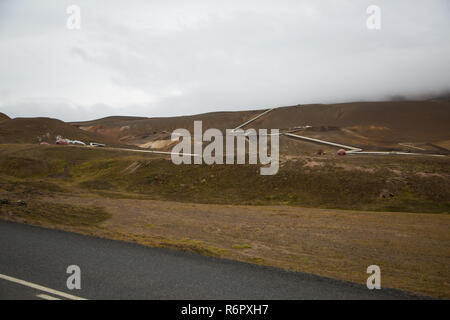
0;273;87;300
36;294;62;300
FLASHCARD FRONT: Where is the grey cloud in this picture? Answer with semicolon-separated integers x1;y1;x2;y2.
0;0;449;121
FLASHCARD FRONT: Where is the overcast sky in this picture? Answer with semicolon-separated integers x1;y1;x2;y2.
0;0;449;121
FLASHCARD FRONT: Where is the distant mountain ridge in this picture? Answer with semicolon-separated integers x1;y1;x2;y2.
71;100;450;148
0;117;111;145
1;100;449;153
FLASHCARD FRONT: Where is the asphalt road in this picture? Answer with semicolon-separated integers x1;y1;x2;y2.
0;220;422;300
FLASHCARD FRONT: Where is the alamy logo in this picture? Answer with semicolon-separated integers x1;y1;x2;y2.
366;5;381;30
171;121;279;175
366;265;381;289
66;265;81;290
66;5;81;30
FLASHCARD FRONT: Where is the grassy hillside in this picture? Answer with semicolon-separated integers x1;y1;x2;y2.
0;144;448;213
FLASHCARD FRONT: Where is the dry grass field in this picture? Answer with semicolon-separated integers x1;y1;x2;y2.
1;194;449;298
0;143;449;298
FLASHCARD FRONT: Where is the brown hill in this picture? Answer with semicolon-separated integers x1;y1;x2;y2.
3;101;448;153
0;112;10;122
72;116;149;127
71;110;261;144
251;101;450;139
72;100;450;152
250;100;450;152
0;117;112;145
